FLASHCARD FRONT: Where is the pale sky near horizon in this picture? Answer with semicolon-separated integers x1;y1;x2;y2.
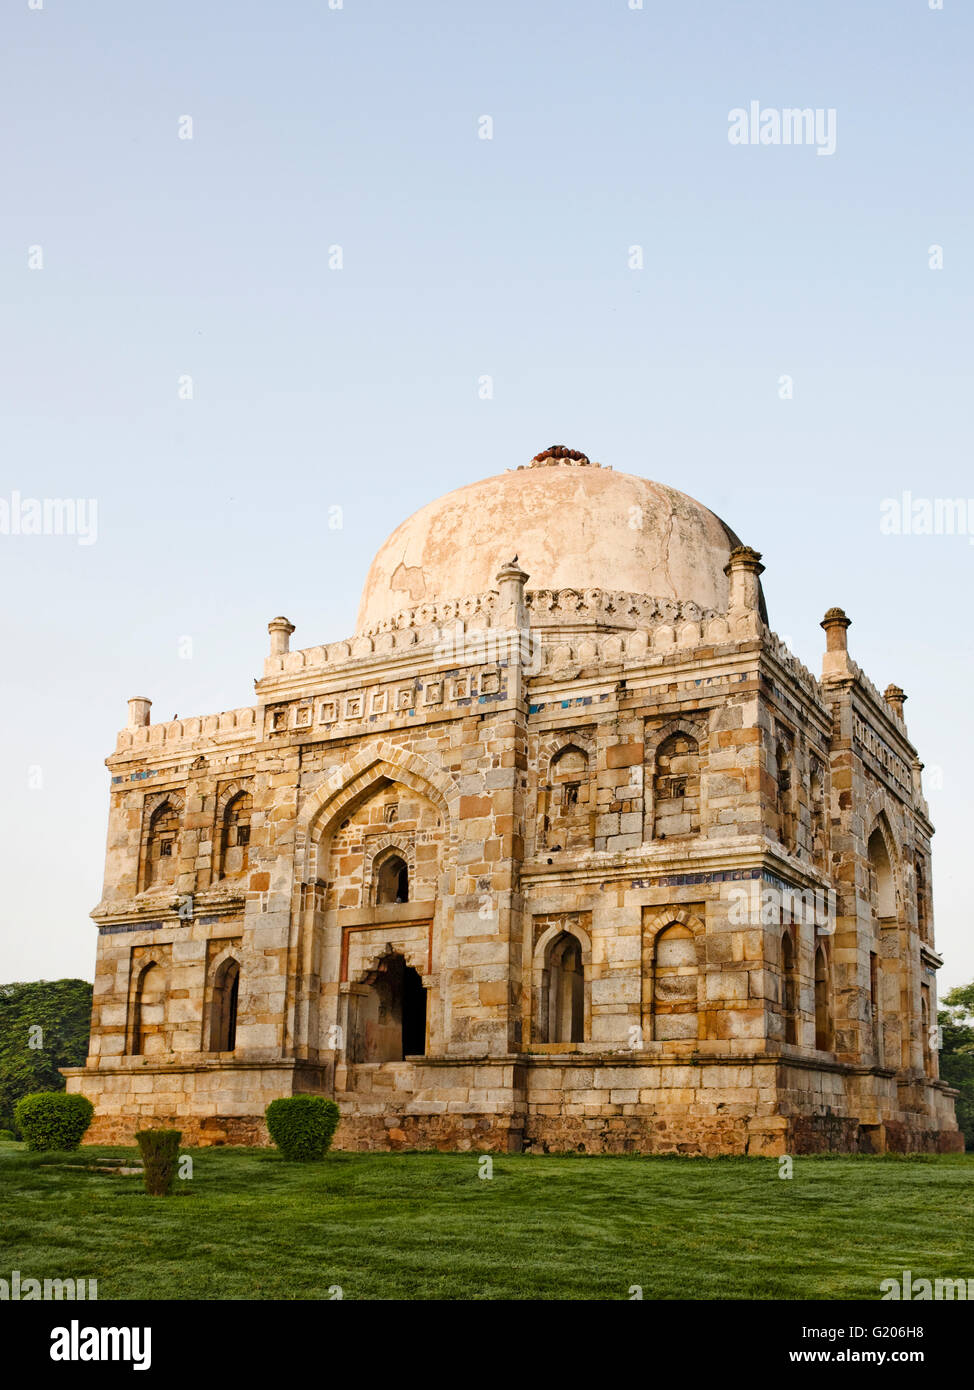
1;0;971;993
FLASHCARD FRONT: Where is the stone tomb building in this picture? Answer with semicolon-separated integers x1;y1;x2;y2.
66;447;962;1154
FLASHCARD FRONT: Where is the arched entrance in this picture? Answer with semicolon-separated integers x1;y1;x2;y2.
349;951;427;1062
543;932;584;1044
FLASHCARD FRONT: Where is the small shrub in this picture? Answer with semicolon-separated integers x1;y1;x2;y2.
0;1128;17;1142
14;1092;93;1152
135;1129;182;1196
265;1096;340;1161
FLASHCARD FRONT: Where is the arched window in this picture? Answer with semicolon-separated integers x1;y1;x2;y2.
870;950;882;1065
375;852;409;905
145;802;179;889
542;744;592;851
218;791;252;881
775;741;795;852
652;733;701;838
920;985;932;1076
915;854;929;943
781;929;799;1045
542;932;584;1044
867;827;895;921
131;962;166;1056
868;824;906;1067
809;760;826;867
652;923;699;1040
209;958;240;1053
814;946;833;1051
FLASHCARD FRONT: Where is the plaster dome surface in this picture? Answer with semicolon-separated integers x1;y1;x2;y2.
356;454;747;633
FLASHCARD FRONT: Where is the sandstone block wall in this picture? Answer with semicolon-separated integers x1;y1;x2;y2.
68;588;961;1156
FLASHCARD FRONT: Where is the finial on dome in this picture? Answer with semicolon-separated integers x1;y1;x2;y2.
529;445;591;467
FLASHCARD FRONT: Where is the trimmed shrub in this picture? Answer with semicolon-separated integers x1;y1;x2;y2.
135;1129;182;1197
0;1128;17;1141
265;1096;340;1161
14;1092;93;1151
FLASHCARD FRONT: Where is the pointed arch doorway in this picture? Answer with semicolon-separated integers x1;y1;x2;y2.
348;950;428;1062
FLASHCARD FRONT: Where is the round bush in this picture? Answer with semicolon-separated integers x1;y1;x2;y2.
265;1096;340;1161
0;1128;17;1142
14;1092;94;1152
135;1128;182;1196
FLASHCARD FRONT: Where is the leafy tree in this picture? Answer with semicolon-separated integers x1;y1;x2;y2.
938;982;974;1150
0;980;93;1133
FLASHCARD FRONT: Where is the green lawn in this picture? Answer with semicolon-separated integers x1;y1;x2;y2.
1;1142;971;1300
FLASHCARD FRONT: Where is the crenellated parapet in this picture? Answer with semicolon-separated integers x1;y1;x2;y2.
816;607;929;826
266;590;733;680
852;664;910;739
763;629;823;700
113;706;257;756
266;612;734;678
111;577;837;758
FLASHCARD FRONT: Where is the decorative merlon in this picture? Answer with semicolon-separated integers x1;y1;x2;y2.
764;631;821;696
115;706;257;753
111;612;835;757
362;587;720;640
850;663;912;741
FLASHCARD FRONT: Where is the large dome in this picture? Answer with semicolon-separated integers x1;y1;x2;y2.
356;448;749;633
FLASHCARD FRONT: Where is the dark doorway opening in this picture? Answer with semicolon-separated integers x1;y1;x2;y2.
226;967;239;1051
402;962;427;1057
350;951;427;1062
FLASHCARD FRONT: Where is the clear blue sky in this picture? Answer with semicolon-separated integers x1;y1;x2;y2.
1;0;971;991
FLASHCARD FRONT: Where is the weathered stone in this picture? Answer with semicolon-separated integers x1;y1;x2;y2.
64;450;961;1157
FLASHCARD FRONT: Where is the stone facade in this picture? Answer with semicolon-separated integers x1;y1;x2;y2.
65;449;962;1155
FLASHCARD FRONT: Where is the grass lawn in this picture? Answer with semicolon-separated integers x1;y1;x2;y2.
1;1141;971;1300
